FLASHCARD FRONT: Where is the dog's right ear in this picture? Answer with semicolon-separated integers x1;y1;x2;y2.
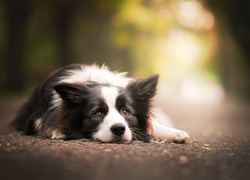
127;74;159;102
53;83;90;103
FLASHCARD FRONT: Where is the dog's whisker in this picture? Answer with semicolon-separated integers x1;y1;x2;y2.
132;131;139;141
131;128;147;140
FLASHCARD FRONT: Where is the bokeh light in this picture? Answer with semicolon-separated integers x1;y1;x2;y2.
0;0;230;104
151;0;222;104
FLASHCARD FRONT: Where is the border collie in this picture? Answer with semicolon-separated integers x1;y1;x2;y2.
11;64;189;143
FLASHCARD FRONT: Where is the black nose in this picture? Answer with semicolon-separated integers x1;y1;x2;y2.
110;123;126;136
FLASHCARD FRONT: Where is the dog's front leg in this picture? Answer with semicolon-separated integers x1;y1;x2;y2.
150;118;190;143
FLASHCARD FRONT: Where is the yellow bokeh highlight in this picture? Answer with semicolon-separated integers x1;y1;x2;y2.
111;0;223;104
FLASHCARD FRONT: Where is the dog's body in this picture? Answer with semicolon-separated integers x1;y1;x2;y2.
11;64;189;143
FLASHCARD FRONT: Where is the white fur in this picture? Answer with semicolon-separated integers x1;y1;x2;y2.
60;65;131;87
150;117;190;142
51;131;66;139
49;91;62;110
34;118;42;134
93;86;132;142
34;118;57;138
151;108;175;128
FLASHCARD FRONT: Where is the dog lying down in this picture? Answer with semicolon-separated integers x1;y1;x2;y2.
11;64;190;143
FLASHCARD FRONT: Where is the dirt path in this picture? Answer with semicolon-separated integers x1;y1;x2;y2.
0;96;249;180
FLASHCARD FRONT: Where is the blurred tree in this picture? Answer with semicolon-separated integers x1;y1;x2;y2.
204;0;250;100
49;0;82;66
2;0;34;90
1;0;126;91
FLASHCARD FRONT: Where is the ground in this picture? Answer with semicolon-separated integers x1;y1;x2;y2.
0;95;249;180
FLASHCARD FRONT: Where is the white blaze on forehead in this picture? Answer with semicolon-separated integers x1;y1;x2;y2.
93;86;132;142
101;86;119;109
101;86;128;127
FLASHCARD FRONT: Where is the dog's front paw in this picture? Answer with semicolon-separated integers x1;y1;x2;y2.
173;130;190;143
51;131;66;139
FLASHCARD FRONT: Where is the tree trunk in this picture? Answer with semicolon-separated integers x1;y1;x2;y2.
2;0;32;91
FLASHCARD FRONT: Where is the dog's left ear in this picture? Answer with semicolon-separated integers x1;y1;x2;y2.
128;74;159;101
53;82;90;103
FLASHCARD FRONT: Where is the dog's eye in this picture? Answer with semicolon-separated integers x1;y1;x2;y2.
121;109;131;116
94;111;104;117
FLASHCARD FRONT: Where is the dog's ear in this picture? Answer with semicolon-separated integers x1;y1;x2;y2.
128;74;159;101
53;83;90;103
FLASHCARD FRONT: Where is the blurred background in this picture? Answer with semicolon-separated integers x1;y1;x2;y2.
0;0;249;104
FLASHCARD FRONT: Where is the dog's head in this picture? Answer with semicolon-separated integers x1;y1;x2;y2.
53;74;159;143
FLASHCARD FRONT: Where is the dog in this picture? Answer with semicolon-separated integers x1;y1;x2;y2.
11;64;189;143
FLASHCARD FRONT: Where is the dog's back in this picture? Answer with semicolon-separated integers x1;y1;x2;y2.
11;64;82;134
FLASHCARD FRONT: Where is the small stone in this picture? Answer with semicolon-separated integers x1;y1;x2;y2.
104;149;113;152
163;150;170;154
163;150;173;158
179;155;189;164
202;147;212;151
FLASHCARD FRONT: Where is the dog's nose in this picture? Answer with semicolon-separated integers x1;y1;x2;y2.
110;123;126;136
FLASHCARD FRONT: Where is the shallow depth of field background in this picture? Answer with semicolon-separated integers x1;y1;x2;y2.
0;0;249;104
